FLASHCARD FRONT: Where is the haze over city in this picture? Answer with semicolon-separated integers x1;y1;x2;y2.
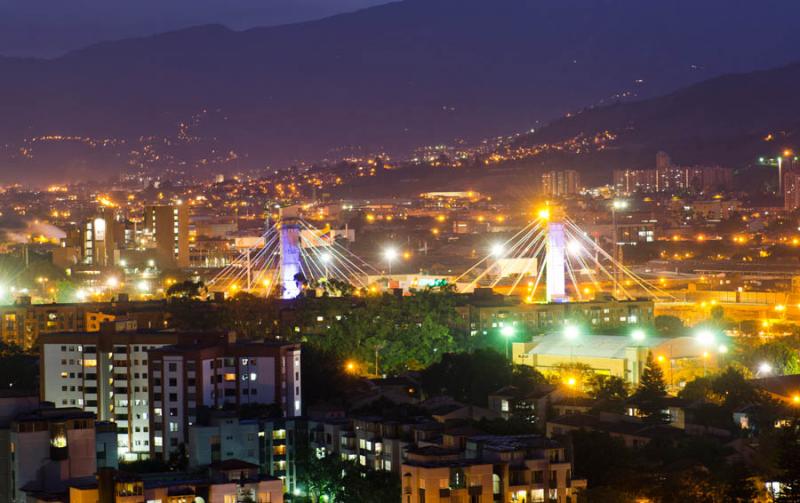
1;1;800;502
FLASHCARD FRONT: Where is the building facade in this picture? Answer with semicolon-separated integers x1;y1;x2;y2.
459;293;654;338
0;298;170;349
148;337;302;460
542;170;581;197
401;435;585;503
9;407;97;503
144;204;190;268
39;322;216;460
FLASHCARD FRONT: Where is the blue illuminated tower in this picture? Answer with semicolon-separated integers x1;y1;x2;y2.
546;220;567;303
280;215;303;299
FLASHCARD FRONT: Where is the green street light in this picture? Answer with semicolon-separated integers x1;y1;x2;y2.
501;325;516;359
564;324;580;341
631;328;646;342
695;329;717;377
695;329;715;347
564;324;580;362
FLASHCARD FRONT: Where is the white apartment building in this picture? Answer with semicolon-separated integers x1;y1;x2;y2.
39;321;217;461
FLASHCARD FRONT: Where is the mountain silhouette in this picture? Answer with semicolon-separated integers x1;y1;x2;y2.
2;0;800;182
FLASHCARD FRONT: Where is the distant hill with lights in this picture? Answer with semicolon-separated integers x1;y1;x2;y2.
2;0;800;182
514;61;800;171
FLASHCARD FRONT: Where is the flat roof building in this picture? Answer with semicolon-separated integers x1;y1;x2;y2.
148;336;301;461
513;334;717;387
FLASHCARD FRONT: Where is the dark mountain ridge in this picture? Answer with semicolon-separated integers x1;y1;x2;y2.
2;0;800;182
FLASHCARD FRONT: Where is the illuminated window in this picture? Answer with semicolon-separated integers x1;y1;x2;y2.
224;373;236;382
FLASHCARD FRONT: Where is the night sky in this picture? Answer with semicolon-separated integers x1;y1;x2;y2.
0;0;390;57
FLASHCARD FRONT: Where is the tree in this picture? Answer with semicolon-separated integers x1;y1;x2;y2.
166;280;205;299
308;289;460;375
710;367;759;410
167;442;188;471
54;280;78;303
0;343;38;392
720;463;761;502
301;345;362;410
587;375;629;403
341;467;401;503
774;421;800;502
302;454;348;502
551;362;595;390
223;292;280;339
678;376;713;402
421;349;512;405
311;278;355;298
167;298;226;332
655;315;685;336
632;352;669;423
709;305;725;324
742;339;800;375
510;364;547;394
569;430;641;499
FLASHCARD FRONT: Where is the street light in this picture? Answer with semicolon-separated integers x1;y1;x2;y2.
567;240;583;256
501;325;515;359
383;247;398;275
631;328;646;342
695;329;715;347
537;208;551;221
491;243;505;258
695;329;717;377
320;252;332;277
563;324;580;341
758;362;773;376
563;324;580;363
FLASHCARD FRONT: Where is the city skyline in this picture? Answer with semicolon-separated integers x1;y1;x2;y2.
1;1;800;501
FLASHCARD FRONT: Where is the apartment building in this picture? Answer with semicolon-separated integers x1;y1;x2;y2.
33;464;284;503
401;435;586;503
39;321;221;460
0;297;170;349
144;204;190;268
8;407;97;503
458;291;654;337
148;336;301;460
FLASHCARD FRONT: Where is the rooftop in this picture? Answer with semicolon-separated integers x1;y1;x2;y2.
468;434;560;452
15;406;94;423
525;333;671;359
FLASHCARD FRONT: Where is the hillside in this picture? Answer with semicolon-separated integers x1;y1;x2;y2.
517;62;800;172
2;0;800;182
